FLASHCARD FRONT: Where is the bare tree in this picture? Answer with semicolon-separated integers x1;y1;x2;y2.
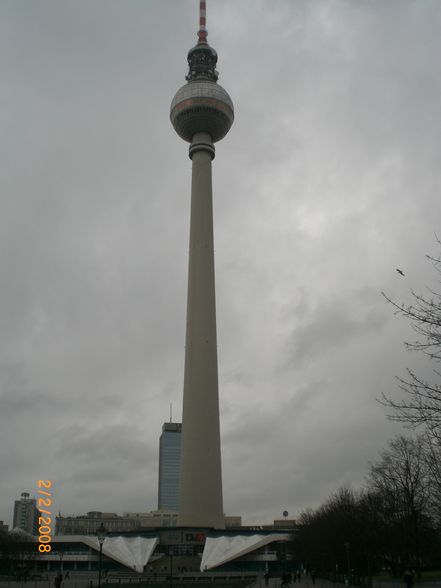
381;243;441;441
296;436;441;581
367;435;432;574
422;435;441;525
297;486;385;583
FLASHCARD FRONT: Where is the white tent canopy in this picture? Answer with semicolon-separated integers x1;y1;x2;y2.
82;536;158;573
54;535;158;573
201;533;290;571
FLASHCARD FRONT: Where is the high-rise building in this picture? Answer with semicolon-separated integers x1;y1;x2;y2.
158;422;182;511
13;492;40;535
170;1;234;528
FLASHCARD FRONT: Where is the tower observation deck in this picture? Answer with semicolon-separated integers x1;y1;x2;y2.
170;1;234;529
170;2;234;146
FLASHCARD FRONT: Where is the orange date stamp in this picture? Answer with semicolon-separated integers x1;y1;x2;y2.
37;480;53;553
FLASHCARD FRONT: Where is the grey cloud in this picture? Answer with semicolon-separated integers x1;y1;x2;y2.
286;292;387;363
54;424;153;466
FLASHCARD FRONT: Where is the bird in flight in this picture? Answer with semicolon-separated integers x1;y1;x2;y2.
396;268;405;277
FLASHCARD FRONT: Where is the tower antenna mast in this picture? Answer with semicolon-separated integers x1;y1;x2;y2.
197;0;207;44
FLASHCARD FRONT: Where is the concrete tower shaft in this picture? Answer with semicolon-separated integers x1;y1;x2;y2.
170;1;233;529
179;131;224;528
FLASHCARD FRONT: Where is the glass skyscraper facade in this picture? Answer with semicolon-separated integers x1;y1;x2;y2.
158;422;182;511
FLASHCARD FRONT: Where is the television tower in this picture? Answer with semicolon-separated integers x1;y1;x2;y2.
170;0;234;529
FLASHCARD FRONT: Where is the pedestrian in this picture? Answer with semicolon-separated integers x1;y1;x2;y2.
54;573;63;588
264;572;270;586
404;569;414;588
65;572;70;580
311;571;316;586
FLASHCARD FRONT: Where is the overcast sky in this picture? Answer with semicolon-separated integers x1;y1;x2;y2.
1;0;441;528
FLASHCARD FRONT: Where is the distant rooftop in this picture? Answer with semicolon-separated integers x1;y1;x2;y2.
162;422;182;433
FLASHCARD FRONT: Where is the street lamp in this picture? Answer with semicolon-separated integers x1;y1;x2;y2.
344;542;351;587
169;546;174;588
96;523;107;588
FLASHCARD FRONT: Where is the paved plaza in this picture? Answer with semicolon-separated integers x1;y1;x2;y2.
1;574;440;588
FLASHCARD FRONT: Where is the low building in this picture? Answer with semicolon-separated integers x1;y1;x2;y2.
56;512;139;535
56;511;242;535
224;516;242;528
32;527;297;575
273;519;296;529
56;510;182;535
124;510;178;528
0;520;9;533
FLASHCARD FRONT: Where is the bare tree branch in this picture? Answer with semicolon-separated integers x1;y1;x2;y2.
380;240;441;441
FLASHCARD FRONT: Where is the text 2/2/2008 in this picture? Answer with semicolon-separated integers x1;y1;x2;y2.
37;480;53;553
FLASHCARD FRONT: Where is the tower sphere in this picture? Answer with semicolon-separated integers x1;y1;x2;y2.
170;80;234;143
170;38;234;144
